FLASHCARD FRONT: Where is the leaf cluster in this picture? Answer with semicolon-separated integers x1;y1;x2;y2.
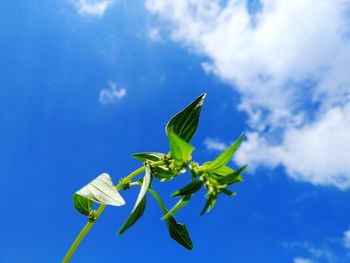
73;93;247;250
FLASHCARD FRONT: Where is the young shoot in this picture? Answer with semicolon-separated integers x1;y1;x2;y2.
63;93;248;262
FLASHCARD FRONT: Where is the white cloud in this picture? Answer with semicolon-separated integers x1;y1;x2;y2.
73;0;114;16
147;28;163;42
203;137;227;151
285;241;338;263
344;229;350;249
294;258;315;263
145;0;350;189
235;104;350;190
306;246;337;263
99;82;126;104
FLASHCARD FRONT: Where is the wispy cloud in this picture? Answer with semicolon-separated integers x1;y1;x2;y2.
344;229;350;249
73;0;114;16
203;137;227;151
99;82;126;104
146;0;350;189
284;241;338;263
147;28;163;42
294;258;315;263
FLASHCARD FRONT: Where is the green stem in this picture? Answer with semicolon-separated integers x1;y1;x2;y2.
63;162;163;262
148;188;168;214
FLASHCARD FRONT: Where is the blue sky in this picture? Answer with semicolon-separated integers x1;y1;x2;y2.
1;1;350;262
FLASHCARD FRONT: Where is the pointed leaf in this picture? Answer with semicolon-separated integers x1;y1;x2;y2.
202;163;236;179
212;165;235;177
166;93;206;142
148;188;193;250
217;165;247;185
133;165;152;210
132;152;164;163
118;165;152;235
227;175;243;185
168;131;195;168
162;194;192;220
166;217;193;250
73;193;93;216
200;194;217;215
206;133;244;171
220;188;236;196
199;199;211;216
152;166;178;181
75;173;125;207
118;198;146;235
172;181;203;197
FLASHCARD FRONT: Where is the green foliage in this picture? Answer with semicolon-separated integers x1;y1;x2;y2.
73;173;125;216
132;152;164;162
148;188;193;250
220;188;236;196
73;193;93;216
132;152;177;181
166;93;206;142
216;165;247;185
168;131;195;169
171;181;203;197
68;93;248;261
205;133;244;171
200;194;217;215
166;217;193;250
118;164;152;235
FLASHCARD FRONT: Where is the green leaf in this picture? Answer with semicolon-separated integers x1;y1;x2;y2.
168;131;195;168
212;165;235;177
228;175;243;184
118;165;152;235
161;195;192;220
166;217;193;250
220;188;236;196
132;152;164;163
148;188;193;250
217;165;247;185
172;181;203;197
75;173;125;207
200;194;218;215
206;133;244;171
73;193;93;216
152;166;178;181
202;163;235;180
132;152;178;181
166;93;206;142
118;198;146;235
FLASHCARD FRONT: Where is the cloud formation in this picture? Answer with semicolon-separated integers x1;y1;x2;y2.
146;0;350;189
344;229;350;249
293;258;314;263
285;241;339;263
99;82;126;104
236;104;350;190
203;137;227;151
73;0;114;16
147;28;163;42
